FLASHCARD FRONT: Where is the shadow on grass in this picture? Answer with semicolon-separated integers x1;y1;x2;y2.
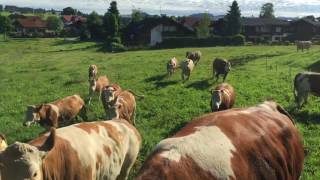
144;74;167;82
42;44;101;53
307;60;320;72
186;78;213;90
292;110;320;124
154;80;179;88
64;79;84;86
52;39;82;46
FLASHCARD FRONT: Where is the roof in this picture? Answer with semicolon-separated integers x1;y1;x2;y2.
17;16;47;28
242;18;290;26
62;15;86;23
291;18;320;27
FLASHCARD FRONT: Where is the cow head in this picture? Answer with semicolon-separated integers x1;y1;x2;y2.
0;129;56;180
211;90;223;111
0;134;7;151
23;104;59;127
88;65;98;80
102;84;121;106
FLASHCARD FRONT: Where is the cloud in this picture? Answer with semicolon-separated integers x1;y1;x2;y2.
1;0;320;17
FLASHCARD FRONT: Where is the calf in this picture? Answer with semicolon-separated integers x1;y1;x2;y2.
0;119;141;180
88;75;109;105
293;72;320;109
24;94;86;128
186;51;202;65
167;57;178;76
181;59;194;81
212;58;231;82
210;83;235;111
0;133;7;151
88;64;98;80
296;41;312;52
136;101;304;180
101;84;144;125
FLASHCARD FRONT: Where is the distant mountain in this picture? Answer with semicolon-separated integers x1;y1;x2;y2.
189;13;225;21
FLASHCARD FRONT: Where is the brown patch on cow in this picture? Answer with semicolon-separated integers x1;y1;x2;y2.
98;122;123;145
75;123;100;134
103;145;112;157
96;154;102;170
136;151;217;180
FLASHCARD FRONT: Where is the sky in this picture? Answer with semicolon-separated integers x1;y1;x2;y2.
1;0;320;17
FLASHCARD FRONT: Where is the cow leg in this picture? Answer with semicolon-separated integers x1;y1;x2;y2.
116;145;140;180
88;88;94;105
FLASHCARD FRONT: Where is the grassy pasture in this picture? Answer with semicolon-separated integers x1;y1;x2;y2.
0;38;320;179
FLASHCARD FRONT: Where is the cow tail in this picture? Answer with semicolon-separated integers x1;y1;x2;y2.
127;90;145;100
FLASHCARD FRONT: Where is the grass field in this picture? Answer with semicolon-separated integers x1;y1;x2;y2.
0;38;320;179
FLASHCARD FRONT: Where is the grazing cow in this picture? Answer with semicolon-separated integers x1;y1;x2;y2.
167;57;178;76
136;101;304;180
88;75;110;105
186;51;202;65
293;72;320;109
88;64;98;80
296;41;312;52
101;84;144;125
0;133;7;151
24;94;86;128
210;83;235;111
0;119;141;180
181;59;194;81
212;58;231;82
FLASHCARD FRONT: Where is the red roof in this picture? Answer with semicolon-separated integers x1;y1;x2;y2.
17;16;47;28
62;15;86;23
181;17;201;28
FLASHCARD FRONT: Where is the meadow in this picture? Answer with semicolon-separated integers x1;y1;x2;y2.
0;38;320;179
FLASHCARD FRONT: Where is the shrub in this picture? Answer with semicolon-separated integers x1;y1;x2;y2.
111;36;121;43
231;34;245;45
110;42;126;52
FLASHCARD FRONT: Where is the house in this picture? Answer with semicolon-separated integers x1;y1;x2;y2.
123;17;195;46
15;16;47;35
62;15;86;37
290;18;320;40
242;17;290;42
62;15;86;26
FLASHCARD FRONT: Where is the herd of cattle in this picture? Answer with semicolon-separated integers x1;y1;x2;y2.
0;44;319;179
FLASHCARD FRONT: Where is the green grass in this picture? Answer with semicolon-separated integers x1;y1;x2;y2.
1;38;320;179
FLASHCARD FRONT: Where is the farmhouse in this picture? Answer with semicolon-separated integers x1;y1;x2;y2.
290;18;320;40
123;17;194;46
242;17;290;42
62;15;87;36
15;16;47;35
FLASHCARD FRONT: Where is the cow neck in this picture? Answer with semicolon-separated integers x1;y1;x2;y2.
107;90;121;108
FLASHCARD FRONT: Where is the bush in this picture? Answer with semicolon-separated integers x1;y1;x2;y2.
231;34;245;45
80;30;91;41
111;36;121;43
110;42;126;52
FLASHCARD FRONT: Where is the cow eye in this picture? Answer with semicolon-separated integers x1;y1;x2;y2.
33;172;37;177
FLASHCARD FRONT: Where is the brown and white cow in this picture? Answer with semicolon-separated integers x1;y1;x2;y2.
24;94;86;128
186;51;202;65
88;64;98;80
88;75;110;105
213;58;231;82
293;72;320;109
0;133;7;151
136;101;304;180
181;59;194;81
167;57;178;76
0;119;141;180
296;41;312;52
101;84;144;125
210;83;235;112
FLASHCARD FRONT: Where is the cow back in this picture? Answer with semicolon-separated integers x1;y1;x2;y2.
53;95;84;119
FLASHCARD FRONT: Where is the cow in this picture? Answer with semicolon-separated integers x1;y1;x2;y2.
0;119;141;180
24;94;86;128
88;64;98;80
136;101;304;180
212;58;231;82
101;84;144;125
296;41;312;52
167;57;178;76
181;59;194;81
293;72;320;109
0;133;7;151
186;51;202;65
210;83;235;112
88;75;110;105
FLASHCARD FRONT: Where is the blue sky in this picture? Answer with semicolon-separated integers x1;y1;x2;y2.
1;0;320;17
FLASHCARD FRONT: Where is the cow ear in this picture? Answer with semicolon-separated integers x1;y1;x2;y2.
276;103;295;124
43;128;56;153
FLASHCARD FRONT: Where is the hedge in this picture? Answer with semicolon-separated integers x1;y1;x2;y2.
157;34;245;48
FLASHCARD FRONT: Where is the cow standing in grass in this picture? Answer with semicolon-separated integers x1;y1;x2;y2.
212;58;231;82
88;75;110;105
296;41;312;52
0;119;141;180
88;64;98;80
210;83;235;112
181;59;194;81
136;101;304;180
186;51;202;65
293;72;320;109
24;94;86;128
167;57;178;76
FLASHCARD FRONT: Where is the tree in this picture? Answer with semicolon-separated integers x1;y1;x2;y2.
195;13;211;38
225;0;242;35
87;11;103;39
62;7;76;15
46;16;63;32
103;1;120;38
0;15;12;40
131;9;144;23
259;3;275;19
